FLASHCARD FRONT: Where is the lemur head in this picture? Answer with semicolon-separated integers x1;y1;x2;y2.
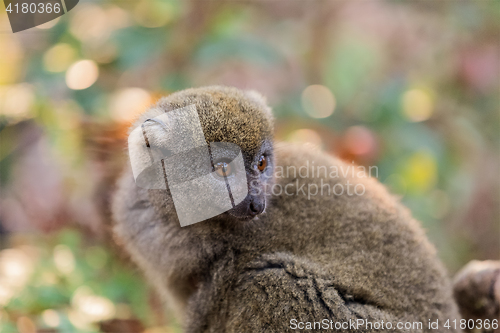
130;86;275;225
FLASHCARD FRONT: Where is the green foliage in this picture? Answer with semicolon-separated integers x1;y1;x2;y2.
2;229;154;332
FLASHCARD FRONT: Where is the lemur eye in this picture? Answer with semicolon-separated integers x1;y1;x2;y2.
214;161;232;177
257;155;267;172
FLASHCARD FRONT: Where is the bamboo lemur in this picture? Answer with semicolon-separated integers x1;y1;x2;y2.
112;86;461;332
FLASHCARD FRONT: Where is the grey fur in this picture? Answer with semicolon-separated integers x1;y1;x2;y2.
112;86;461;332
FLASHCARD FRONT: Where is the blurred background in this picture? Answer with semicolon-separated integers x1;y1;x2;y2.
0;0;499;332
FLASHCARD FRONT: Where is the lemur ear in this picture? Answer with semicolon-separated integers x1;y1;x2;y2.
244;90;274;120
244;90;267;105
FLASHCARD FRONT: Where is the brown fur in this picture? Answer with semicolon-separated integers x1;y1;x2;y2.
112;86;461;332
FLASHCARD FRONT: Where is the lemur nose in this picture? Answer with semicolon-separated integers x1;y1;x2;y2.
249;199;265;216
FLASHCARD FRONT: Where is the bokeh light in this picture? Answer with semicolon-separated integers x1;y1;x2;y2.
0;248;34;308
69;4;129;46
43;43;77;72
402;88;434;122
53;244;76;275
0;83;35;118
134;0;174;28
301;85;336;118
69;4;110;44
0;249;34;289
110;88;152;122
68;309;92;330
65;60;99;90
401;150;437;194
42;309;60;328
72;286;116;323
343;126;376;156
